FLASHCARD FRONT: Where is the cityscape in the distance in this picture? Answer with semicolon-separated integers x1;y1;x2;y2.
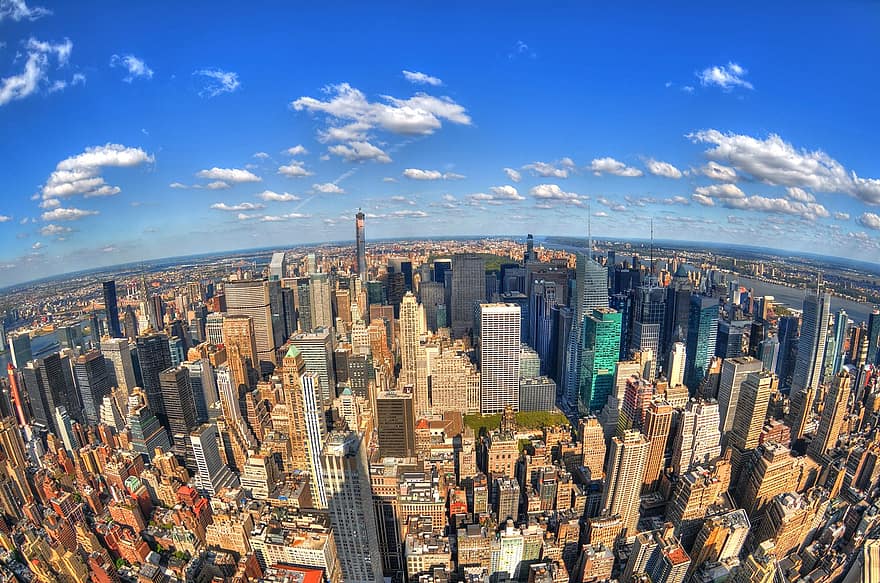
2;2;880;583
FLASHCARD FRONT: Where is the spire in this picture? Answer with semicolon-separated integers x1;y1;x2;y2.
650;217;655;276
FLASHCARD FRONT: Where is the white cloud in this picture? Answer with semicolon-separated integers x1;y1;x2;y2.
390;210;428;218
0;0;51;21
645;159;682;179
169;182;188;189
0;215;10;222
205;181;230;190
196;167;261;183
285;145;308;157
858;212;880;231
40;207;98;221
503;168;521;182
292;82;470;139
785;187;815;203
723;195;830;221
1;37;75;106
328;141;391;163
692;193;715;206
487;185;525;201
700;161;737;182
402;168;464;181
594;211;609;217
257;190;300;202
278;161;314;177
382;177;398;183
402;70;442;86
253;152;270;159
40;223;71;236
313;182;345;194
42;143;153;201
193;68;240;97
529;184;582;205
694;183;745;199
690;129;880;205
589;157;643;177
110;54;153;82
236;213;255;221
522;159;575;178
211;202;265;212
833;211;850;221
31;241;42;249
697;62;753;91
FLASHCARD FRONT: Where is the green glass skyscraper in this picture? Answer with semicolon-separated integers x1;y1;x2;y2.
685;295;719;390
579;307;622;414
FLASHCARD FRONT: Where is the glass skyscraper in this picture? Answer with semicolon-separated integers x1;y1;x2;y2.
579;307;622;414
685;295;719;390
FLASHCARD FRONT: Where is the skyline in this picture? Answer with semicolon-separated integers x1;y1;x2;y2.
2;1;880;286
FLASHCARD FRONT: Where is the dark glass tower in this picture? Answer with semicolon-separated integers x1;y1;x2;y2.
136;332;172;426
356;210;367;281
102;280;122;338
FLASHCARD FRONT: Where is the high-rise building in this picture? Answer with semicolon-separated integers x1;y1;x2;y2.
73;350;111;426
309;273;334;331
21;354;78;433
807;366;853;462
376;390;415;458
159;366;198;467
190;423;239;496
579;308;622;414
9;333;32;369
102;280;122;338
867;308;880;366
671;399;721;474
630;283;667;378
53;406;79;454
791;289;831;394
830;309;849;375
717;356;763;434
603;429;650;538
181;359;219;424
564;252;609;409
136;332;172;425
290;328;336;405
269;251;286;281
127;390;171;461
100;337;136;393
321;431;384;582
398;293;428;415
356;211;367;280
667;342;686;388
428;345;481;414
225;278;283;372
685;296;719;390
688;509;750;576
419;282;445;332
643;399;674;492
451;253;486;338
728;371;777;475
478;303;521;413
662;265;694;357
222;314;259;390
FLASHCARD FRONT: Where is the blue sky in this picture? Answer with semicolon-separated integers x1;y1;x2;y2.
1;1;879;286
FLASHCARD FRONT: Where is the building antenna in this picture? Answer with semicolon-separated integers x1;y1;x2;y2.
650;217;655;277
587;203;593;261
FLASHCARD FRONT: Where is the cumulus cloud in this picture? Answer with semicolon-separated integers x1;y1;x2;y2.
211;202;265;212
697;62;753;91
205;181;230;190
1;37;77;106
292;82;470;138
503;168;522;182
0;0;51;22
529;184;582;206
110;54;153;82
402;70;442;86
645;159;682;179
41;143;153;201
694;183;745;199
390;209;428;218
690;129;880;205
278;161;314;177
693;193;715;206
858;212;880;231
313;182;345;194
785;187;815;203
402;168;464;181
257;190;300;202
328;140;391;163
196;167;261;183
488;185;524;201
590;157;643;177
193;68;240;97
723;195;829;221
523;158;575;178
833;211;850;221
40;223;71;236
0;215;10;222
253;152;270;159
700;161;738;182
285;145;308;157
40;207;98;221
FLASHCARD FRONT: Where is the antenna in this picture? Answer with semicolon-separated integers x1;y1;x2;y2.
587;203;593;261
650;218;655;277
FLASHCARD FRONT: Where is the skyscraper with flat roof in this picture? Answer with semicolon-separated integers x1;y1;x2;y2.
603;430;650;538
452;253;486;338
103;280;122;338
479;303;521;413
579;308;622;414
356;210;367;280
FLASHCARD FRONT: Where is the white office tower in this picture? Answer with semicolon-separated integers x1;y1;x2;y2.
190;423;239;496
564;253;608;409
398;292;428;415
791;290;832;393
309;273;334;330
99;395;126;431
291;328;336;405
667;342;686;388
54;406;79;454
321;431;384;583
101;337;137;392
479;303;522;414
671;399;722;474
717;356;763;433
269;252;286;280
603;429;650;538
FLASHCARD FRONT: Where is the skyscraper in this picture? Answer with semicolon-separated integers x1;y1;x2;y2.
73;350;111;426
717;356;763;434
728;371;777;475
867;308;880;366
101;337;136;393
662;265;694;357
9;333;32;369
671;399;721;474
451;253;486;338
667;342;686;388
791;289;831;393
376;390;416;458
159;366;198;467
225;278;282;372
603;430;650;538
579;308;622;414
321;431;384;582
631;283;667;379
478;303;521;414
564;252;608;409
309;273;333;330
190;423;239;496
102;280;122;338
642;399;674;492
290;328;336;405
356;210;367;280
136;332;172;425
807;366;853;462
685;296;719;390
398;292;428;415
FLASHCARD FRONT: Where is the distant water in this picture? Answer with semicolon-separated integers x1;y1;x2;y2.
0;334;61;370
737;276;873;323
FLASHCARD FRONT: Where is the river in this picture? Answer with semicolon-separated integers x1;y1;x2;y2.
736;276;874;323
